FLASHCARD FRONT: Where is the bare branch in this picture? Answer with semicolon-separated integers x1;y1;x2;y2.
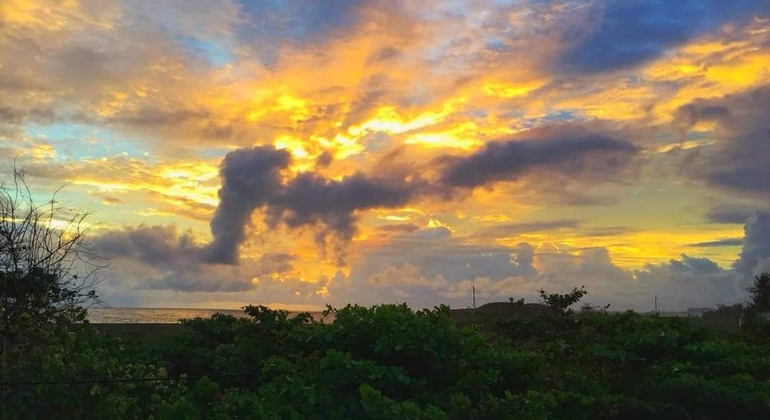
0;166;104;337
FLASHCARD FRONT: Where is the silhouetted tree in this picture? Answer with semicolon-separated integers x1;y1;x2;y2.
539;286;587;315
0;168;102;343
747;273;770;313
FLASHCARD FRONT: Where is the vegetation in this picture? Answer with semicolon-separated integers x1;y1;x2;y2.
741;273;770;339
1;282;769;419
0;169;100;344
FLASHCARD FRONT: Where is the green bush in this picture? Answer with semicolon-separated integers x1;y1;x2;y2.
5;301;770;419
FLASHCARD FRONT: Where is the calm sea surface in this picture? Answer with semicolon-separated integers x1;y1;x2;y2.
88;307;328;324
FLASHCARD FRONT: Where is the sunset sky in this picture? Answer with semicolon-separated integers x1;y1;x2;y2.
1;0;769;311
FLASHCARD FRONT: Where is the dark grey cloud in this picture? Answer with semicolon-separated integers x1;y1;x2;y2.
94;224;205;266
366;46;402;64
733;211;770;276
143;271;253;293
205;129;641;265
583;226;636;237
254;253;295;277
688;238;744;248
316;150;334;168
103;108;211;128
633;255;738;310
377;223;420;233
669;254;722;275
437;135;639;189
205;146;423;265
92;224;253;292
678;86;770;196
473;219;581;239
705;205;757;224
206;146;290;264
560;0;770;73
264;171;418;256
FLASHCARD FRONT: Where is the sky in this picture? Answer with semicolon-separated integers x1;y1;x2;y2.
1;0;769;312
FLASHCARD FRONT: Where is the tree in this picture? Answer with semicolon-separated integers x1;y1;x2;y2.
747;273;770;314
0;168;102;342
539;286;587;315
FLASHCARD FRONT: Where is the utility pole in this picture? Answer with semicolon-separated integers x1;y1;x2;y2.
654;296;658;314
472;285;476;309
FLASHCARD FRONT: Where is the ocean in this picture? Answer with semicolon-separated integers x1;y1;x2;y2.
88;307;329;324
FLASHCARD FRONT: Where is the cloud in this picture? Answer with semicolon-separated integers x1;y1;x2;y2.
376;223;420;233
705;205;758;224
341;210;770;311
633;255;739;310
678;86;770;196
443;276;528;300
688;238;744;248
205;145;426;265
93;224;205;267
559;0;770;73
437;134;639;189
92;224;254;293
206;130;640;265
473;219;581;239
91;225;307;294
367;263;448;291
582;226;637;237
254;253;295;277
346;230;748;310
733;211;770;276
206;147;290;264
88;208;770;310
263;171;420;263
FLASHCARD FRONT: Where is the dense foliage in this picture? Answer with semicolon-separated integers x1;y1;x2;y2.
4;293;770;420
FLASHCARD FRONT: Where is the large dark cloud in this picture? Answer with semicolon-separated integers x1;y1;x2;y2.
205;146;423;265
254;253;296;277
94;224;205;267
206;147;290;264
438;135;639;189
92;224;254;292
376;223;420;233
205;131;639;265
688;238;744;248
560;0;770;73
733;211;770;276
472;219;581;239
678;87;770;196
265;171;419;263
705;205;758;224
91;225;306;293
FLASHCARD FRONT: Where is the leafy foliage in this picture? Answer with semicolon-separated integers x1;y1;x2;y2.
3;300;770;419
539;286;587;315
5;281;770;419
0;169;101;346
747;273;770;313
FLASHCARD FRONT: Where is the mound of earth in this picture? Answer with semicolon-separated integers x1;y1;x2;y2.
449;302;550;327
475;302;550;317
